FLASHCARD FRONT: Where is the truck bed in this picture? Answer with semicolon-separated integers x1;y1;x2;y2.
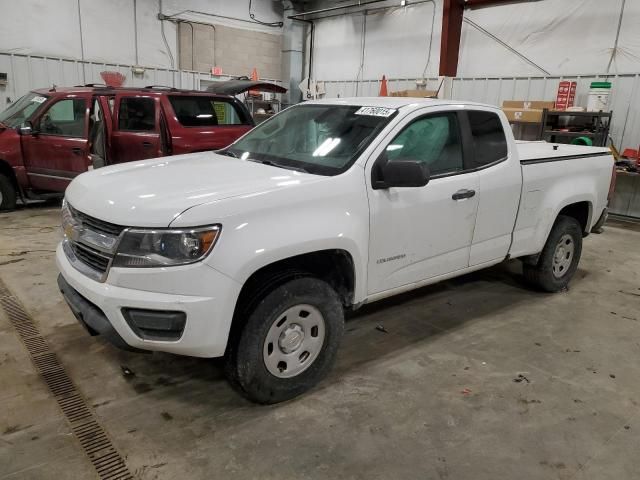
509;141;613;260
515;141;610;164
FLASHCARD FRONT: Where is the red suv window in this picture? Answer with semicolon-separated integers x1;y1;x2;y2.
118;97;156;131
168;96;249;127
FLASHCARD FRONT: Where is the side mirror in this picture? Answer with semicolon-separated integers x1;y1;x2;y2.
17;121;34;136
373;160;430;189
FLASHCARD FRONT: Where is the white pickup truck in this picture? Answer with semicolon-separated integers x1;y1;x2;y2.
57;97;615;403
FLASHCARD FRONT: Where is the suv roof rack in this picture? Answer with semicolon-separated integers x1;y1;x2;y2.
144;85;179;91
75;83;109;88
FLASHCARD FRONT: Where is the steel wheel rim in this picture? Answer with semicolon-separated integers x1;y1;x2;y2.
552;233;574;278
263;304;326;379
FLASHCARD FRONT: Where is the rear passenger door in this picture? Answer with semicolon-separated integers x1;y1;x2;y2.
465;109;522;266
110;95;162;164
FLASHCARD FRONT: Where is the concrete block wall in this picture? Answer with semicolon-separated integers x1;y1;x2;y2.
178;23;282;79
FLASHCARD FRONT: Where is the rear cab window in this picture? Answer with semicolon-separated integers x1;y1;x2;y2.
467;110;508;168
168;95;250;127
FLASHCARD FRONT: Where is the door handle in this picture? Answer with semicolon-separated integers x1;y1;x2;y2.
71;147;83;155
142;141;152;148
452;189;476;200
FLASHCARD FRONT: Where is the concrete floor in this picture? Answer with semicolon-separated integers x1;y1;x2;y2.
1;204;639;480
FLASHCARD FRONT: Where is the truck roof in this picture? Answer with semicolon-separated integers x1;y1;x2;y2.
306;96;500;111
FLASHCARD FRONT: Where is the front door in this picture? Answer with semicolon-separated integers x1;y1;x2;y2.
111;95;162;164
367;109;480;295
21;96;90;192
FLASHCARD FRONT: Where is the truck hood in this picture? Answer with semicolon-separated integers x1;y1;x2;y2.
65;152;324;227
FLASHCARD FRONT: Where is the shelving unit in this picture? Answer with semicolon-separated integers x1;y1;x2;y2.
539;109;612;146
246;97;281;124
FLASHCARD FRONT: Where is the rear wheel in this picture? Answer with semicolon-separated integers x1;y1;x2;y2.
0;173;17;211
224;277;344;404
523;215;583;292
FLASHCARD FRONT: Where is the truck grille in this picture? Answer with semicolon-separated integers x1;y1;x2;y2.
63;203;125;282
69;205;125;237
70;242;111;274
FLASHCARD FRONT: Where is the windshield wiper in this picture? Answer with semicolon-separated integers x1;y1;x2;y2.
217;148;238;158
248;158;309;174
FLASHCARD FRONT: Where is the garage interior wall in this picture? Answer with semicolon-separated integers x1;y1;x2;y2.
307;0;640;149
0;0;284;102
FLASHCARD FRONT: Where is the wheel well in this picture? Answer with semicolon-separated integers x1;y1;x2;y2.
0;160;18;188
228;249;355;347
558;201;591;235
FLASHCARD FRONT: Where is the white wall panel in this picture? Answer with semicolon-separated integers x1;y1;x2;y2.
313;13;365;85
313;1;441;82
0;0;282;69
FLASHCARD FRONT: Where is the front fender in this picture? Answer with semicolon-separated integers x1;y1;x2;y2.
173;169;371;303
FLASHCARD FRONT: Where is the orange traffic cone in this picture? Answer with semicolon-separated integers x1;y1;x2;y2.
379;75;388;97
249;68;260;97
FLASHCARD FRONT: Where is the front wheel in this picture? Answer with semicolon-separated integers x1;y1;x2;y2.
523;215;583;292
0;173;17;211
224;277;344;404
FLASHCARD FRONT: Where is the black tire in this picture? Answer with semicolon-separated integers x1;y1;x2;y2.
523;215;583;292
224;277;344;404
0;173;17;211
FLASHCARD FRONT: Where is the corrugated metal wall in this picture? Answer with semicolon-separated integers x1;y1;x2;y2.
320;74;640;150
0;51;282;108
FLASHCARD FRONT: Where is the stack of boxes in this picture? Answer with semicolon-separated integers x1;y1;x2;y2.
502;100;556;123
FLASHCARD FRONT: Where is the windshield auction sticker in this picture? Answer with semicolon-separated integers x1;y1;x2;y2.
355;106;396;117
30;96;47;104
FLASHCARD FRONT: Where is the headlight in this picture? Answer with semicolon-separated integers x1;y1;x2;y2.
112;225;221;268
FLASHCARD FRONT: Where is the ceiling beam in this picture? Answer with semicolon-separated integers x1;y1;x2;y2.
439;0;464;77
439;0;542;76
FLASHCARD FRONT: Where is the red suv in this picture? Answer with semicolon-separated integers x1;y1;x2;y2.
0;85;254;209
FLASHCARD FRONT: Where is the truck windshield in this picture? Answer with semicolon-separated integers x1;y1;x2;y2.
226;104;397;175
0;92;48;128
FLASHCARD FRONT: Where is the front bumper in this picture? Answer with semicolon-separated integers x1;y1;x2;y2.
56;243;242;358
57;274;140;352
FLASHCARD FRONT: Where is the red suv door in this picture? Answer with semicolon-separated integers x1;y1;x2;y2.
21;95;91;192
110;95;162;163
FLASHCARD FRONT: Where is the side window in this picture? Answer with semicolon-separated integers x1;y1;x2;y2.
38;98;86;137
168;95;247;126
467;110;508;168
213;99;244;125
385;113;463;176
118;97;156;131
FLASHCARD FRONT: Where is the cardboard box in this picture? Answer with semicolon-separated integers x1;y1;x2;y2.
390;89;438;98
502;100;555;110
502;107;544;123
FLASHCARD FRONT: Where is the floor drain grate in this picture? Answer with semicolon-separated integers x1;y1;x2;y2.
0;278;133;480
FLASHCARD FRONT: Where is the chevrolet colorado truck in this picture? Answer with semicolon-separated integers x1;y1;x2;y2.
56;97;615;404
